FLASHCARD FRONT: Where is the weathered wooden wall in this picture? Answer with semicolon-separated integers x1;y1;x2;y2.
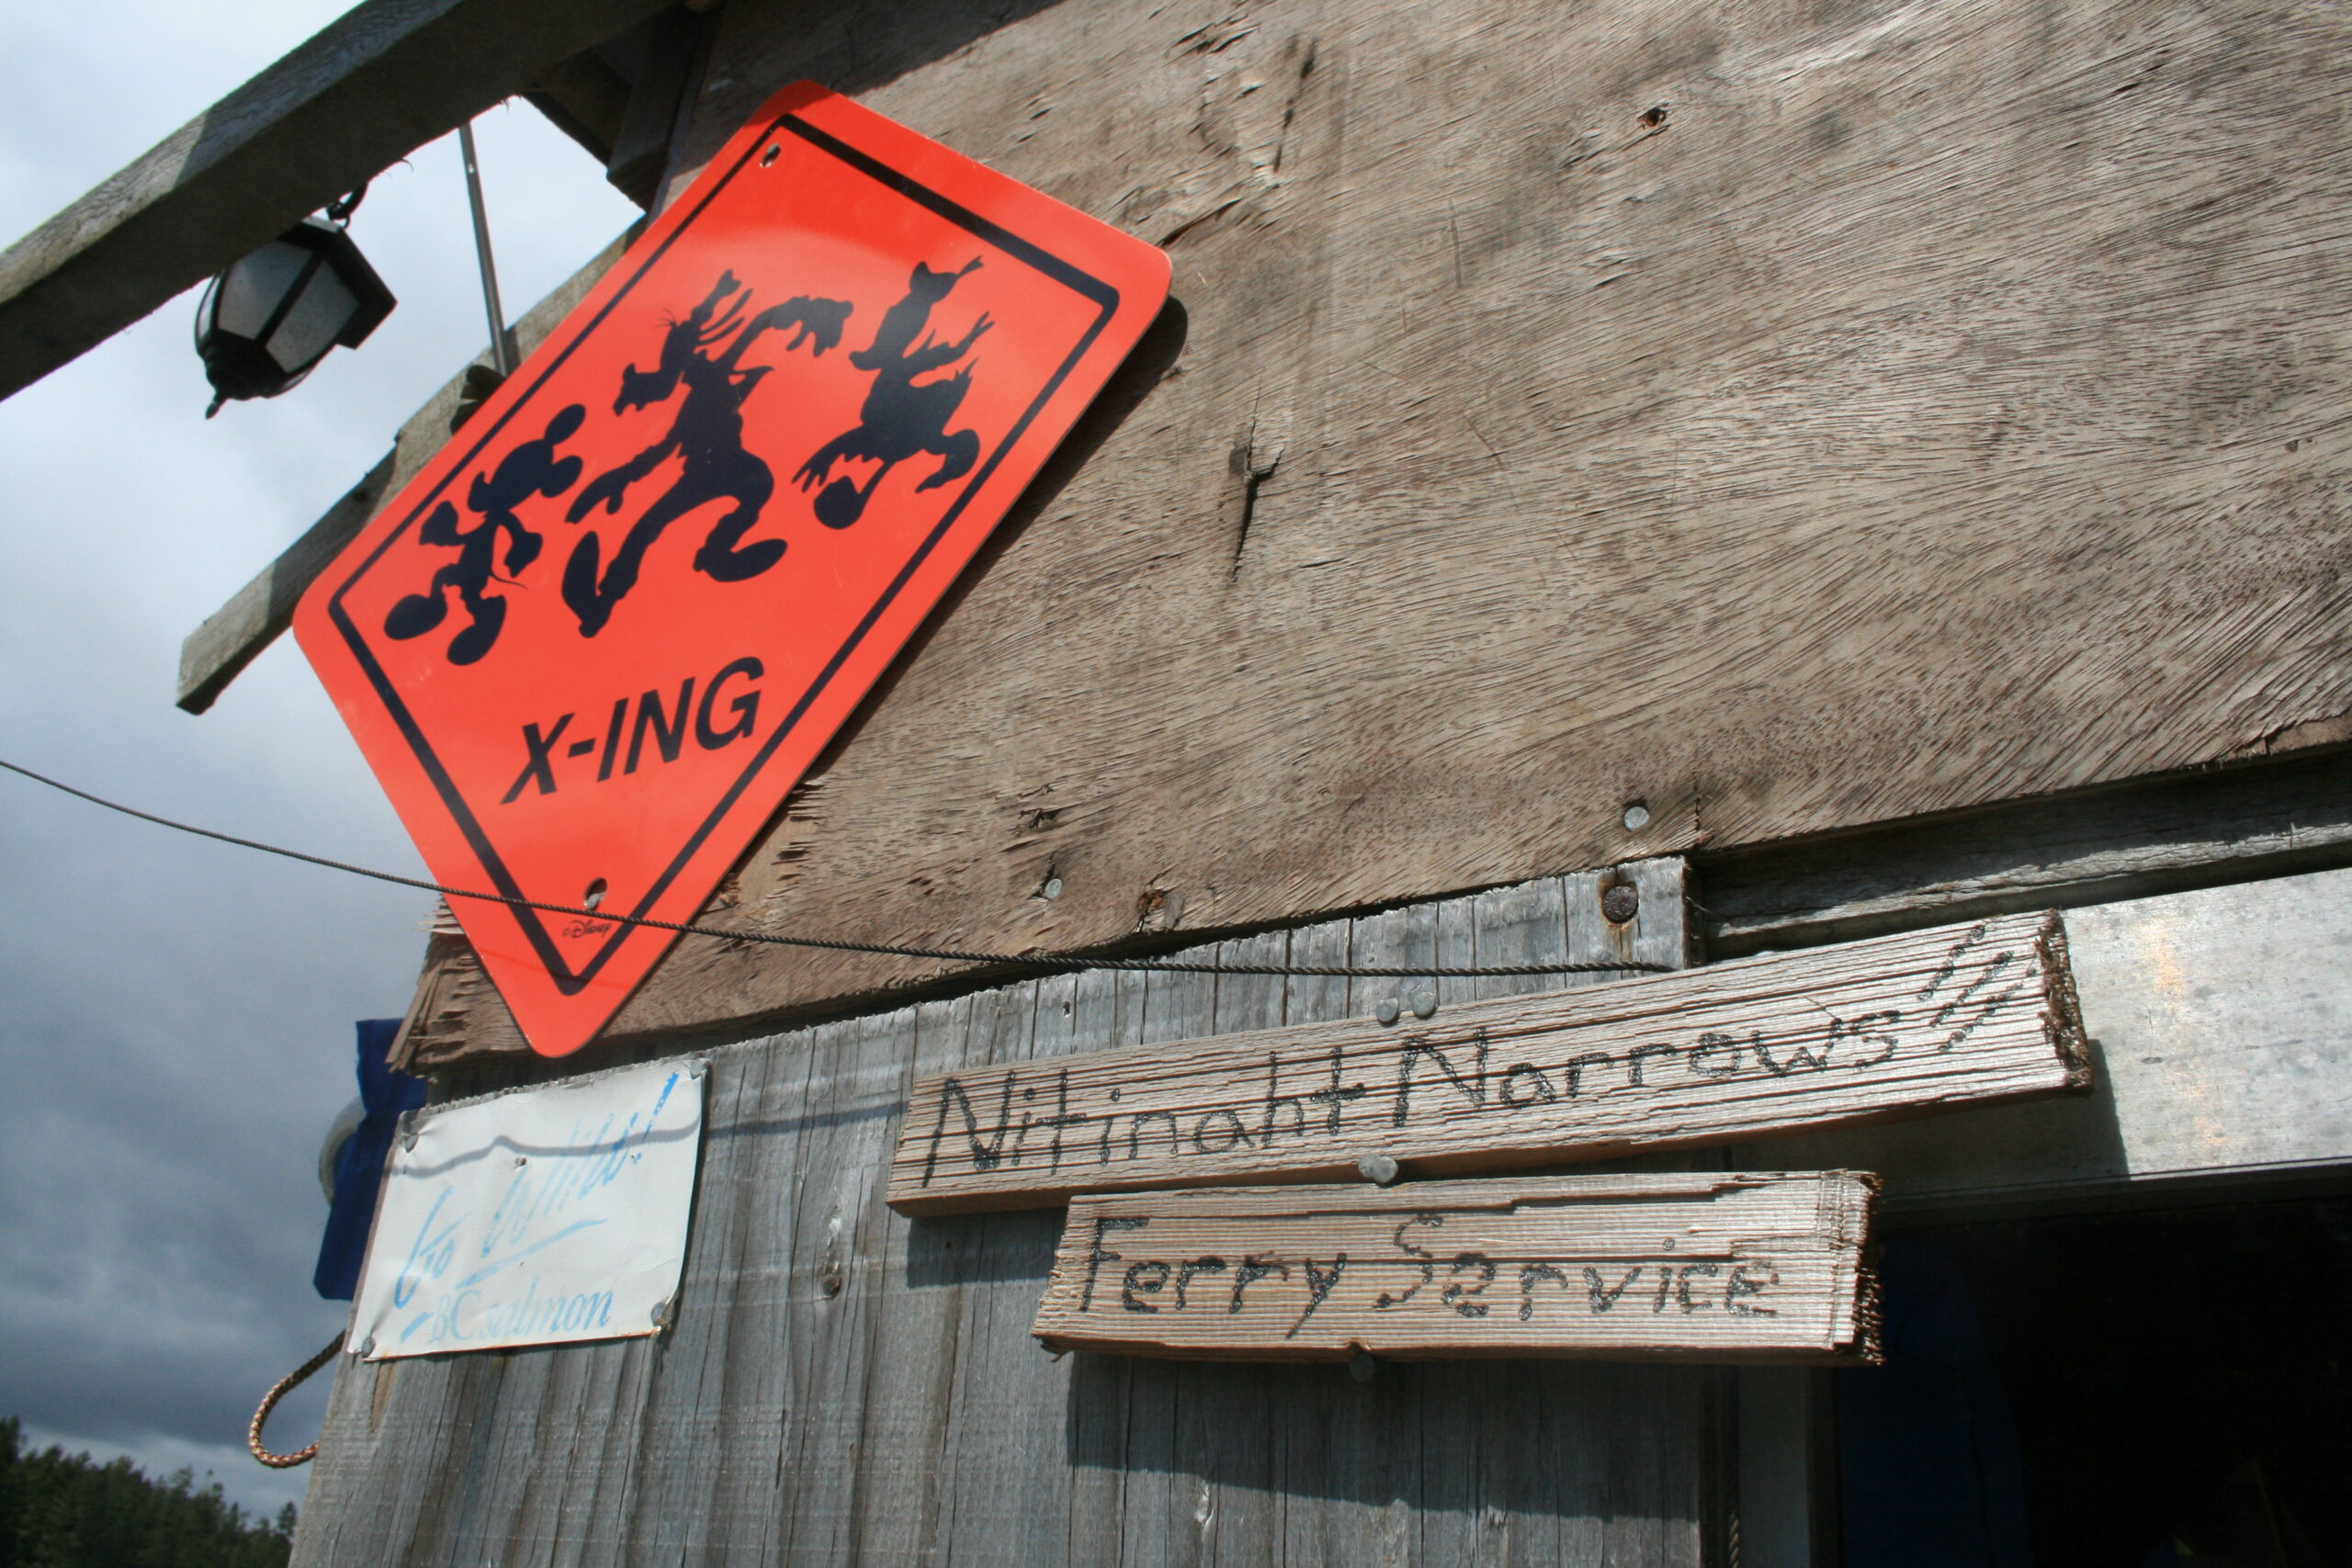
296;852;2352;1563
295;852;2352;1565
296;867;1724;1566
399;0;2352;1056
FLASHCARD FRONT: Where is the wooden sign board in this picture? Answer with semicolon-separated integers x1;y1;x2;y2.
1033;1172;1878;1362
890;913;2086;1213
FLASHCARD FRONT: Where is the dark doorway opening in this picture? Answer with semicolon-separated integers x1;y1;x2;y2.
1838;1200;2352;1568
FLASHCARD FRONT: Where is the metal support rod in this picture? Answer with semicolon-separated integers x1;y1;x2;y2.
457;121;514;377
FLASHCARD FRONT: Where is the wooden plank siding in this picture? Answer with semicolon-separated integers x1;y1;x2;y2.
398;0;2352;1059
291;864;1727;1567
294;855;2352;1562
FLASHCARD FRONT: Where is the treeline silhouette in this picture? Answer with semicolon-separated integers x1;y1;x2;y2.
0;1417;293;1567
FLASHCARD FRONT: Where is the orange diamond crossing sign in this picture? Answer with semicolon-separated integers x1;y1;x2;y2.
295;83;1170;1056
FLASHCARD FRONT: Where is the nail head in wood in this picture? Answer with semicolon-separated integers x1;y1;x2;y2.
1601;883;1640;924
1355;1153;1401;1186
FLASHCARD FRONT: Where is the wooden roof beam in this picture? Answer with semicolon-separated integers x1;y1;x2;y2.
0;0;676;403
175;228;633;713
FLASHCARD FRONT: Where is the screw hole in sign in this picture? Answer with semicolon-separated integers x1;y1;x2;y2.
760;144;782;167
583;879;607;911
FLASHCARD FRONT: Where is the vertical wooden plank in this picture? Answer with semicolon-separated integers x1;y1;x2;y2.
1345;899;1440;1023
1129;940;1225;1568
847;994;977;1563
1565;857;1697;979
1191;931;1291;1567
438;1345;563;1562
690;1030;820;1568
1350;897;1446;1566
619;1044;779;1564
1483;878;1621;1563
1469;874;1589;1568
939;977;1083;1568
1266;912;1396;1568
760;1002;933;1566
1056;961;1147;1565
538;1337;657;1568
1416;892;1496;1565
763;1009;913;1565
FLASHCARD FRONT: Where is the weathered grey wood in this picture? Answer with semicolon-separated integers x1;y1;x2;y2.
0;0;673;402
1045;962;1144;1564
371;0;2352;1055
1702;748;2352;958
294;866;1716;1565
888;911;2086;1213
177;231;632;714
524;49;635;169
175;452;394;715
938;979;1073;1568
1034;1174;1877;1363
1172;931;1289;1563
1744;863;2352;1215
603;8;707;209
1121;939;1220;1568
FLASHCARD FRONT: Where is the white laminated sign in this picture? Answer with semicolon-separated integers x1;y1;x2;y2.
352;1058;706;1359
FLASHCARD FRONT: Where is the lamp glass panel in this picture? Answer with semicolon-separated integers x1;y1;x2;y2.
212;241;311;340
266;265;358;374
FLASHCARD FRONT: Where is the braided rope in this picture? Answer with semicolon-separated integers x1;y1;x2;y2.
248;1331;345;1469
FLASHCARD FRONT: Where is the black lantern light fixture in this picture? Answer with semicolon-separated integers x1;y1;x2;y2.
194;185;395;417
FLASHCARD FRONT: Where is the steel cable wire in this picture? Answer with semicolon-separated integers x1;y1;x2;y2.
0;757;1668;980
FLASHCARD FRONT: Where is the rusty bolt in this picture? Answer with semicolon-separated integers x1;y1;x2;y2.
1601;884;1640;924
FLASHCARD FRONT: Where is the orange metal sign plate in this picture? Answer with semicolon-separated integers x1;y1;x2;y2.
295;83;1170;1056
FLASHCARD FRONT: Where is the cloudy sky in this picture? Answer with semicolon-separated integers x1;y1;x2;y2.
0;2;639;1519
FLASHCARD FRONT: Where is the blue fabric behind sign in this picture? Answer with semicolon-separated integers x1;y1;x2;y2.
313;1018;429;1302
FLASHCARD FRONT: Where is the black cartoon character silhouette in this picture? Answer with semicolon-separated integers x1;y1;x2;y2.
794;257;992;529
562;272;853;636
383;403;587;665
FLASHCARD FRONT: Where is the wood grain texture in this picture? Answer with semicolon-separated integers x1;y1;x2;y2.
1739;863;2352;1216
406;0;2352;1057
0;0;670;401
1702;748;2352;957
888;911;2086;1214
1033;1173;1876;1363
291;868;1720;1566
178;231;633;715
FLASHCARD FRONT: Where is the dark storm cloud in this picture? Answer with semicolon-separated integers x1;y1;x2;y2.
0;0;642;1517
